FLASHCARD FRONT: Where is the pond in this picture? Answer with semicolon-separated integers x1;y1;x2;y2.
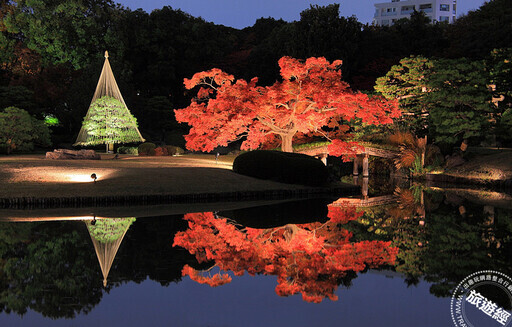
0;184;510;327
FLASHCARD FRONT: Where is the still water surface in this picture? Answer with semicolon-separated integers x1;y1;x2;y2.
0;185;510;326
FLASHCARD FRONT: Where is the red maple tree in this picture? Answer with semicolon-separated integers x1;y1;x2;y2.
175;56;399;153
173;206;398;303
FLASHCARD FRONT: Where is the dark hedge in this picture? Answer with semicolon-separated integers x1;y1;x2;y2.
232;150;328;186
138;142;156;156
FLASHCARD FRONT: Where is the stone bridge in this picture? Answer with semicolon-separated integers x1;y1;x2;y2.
297;144;399;177
329;195;397;208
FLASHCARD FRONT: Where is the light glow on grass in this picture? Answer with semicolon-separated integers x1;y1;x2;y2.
68;174;98;183
48;170;117;183
4;167;118;184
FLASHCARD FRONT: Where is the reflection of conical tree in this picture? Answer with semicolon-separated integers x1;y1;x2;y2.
74;51;144;149
86;218;136;287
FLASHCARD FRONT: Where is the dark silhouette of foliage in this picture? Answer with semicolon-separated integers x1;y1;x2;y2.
445;0;512;59
233;150;329;186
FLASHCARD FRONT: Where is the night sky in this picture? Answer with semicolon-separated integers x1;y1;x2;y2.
117;0;487;29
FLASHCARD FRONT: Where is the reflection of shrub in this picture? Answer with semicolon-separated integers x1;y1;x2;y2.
138;142;156;156
233;150;328;186
87;218;136;243
117;146;138;155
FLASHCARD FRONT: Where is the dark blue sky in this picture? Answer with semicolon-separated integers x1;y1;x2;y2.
117;0;487;29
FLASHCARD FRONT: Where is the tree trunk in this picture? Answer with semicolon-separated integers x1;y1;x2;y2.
280;134;294;153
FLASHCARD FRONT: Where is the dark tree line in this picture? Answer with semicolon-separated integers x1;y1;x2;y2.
0;0;511;147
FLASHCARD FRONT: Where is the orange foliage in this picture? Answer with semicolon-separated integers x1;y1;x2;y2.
154;146;168;156
173;206;398;303
181;265;232;287
327;139;365;162
175;56;399;153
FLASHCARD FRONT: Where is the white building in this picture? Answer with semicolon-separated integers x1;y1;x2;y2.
373;0;457;26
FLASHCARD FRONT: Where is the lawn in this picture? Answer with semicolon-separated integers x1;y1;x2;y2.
0;153;350;201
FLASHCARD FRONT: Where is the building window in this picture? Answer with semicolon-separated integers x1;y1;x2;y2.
401;5;415;13
382;7;397;16
453;3;457;14
392;0;400;2
382;19;390;26
439;16;449;22
419;3;433;13
440;4;449;11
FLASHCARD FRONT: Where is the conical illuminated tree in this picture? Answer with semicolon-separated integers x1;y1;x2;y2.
74;51;144;151
86;217;136;287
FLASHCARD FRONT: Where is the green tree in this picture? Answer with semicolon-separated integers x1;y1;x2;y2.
139;96;177;142
2;0;125;69
375;56;433;135
246;4;363;85
446;0;512;59
0;106;50;154
376;57;493;148
295;4;362;77
488;48;512;145
76;96;142;147
0;86;36;114
0;0;16;65
425;58;492;147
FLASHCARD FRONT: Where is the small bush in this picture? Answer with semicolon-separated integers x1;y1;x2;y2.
154;146;168;156
0;107;51;154
138;142;156;156
233;150;328;186
117;146;138;155
165;145;184;156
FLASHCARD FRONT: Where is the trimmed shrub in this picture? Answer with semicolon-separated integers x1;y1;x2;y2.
138;142;156;156
233;150;328;186
117;146;138;155
154;146;168;156
165;145;184;156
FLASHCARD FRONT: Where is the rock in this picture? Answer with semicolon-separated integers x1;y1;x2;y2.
46;149;101;160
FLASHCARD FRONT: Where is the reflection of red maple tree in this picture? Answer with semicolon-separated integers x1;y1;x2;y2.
173;206;398;303
174;56;399;153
